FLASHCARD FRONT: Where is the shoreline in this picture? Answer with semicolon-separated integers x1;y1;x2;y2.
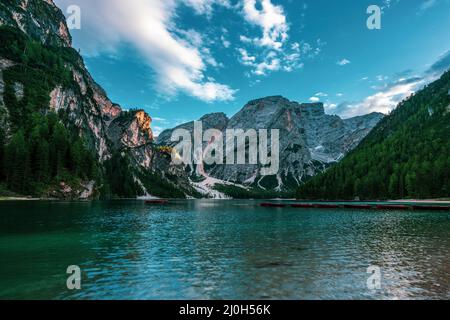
390;199;450;204
0;197;41;201
1;196;450;204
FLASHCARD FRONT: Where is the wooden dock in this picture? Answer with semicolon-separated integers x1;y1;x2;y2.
261;202;450;211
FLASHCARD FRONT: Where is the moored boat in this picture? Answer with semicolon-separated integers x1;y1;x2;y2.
315;204;340;209
412;205;450;211
343;204;374;209
260;203;287;208
376;205;410;210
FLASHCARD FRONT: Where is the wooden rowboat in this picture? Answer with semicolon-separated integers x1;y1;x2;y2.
315;204;340;209
412;205;450;211
343;204;374;209
260;203;287;208
376;205;410;210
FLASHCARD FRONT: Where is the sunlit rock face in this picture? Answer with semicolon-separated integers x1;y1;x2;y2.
108;111;153;149
107;110;155;169
0;0;167;198
158;96;384;192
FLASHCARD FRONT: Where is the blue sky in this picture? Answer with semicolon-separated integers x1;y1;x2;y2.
54;0;450;135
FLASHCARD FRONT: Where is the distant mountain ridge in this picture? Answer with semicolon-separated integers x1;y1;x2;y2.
158;96;383;197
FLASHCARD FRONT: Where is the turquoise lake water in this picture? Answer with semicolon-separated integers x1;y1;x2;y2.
0;200;449;300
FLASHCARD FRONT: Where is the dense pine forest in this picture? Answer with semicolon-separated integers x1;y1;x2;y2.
0;26;186;199
0;26;100;197
297;70;450;200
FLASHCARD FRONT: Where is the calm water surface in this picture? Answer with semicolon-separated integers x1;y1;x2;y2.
0;200;449;300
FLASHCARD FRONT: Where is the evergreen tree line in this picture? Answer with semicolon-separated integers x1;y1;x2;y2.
0;26;96;196
0;113;96;195
298;70;450;200
103;151;144;198
0;26;191;199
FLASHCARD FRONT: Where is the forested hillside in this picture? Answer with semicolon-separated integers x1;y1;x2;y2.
0;26;189;199
297;70;450;200
0;26;99;197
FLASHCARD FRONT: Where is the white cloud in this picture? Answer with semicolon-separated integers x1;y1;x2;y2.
236;1;315;77
300;39;326;58
419;0;437;11
334;49;450;118
254;57;281;75
239;35;253;43
309;97;320;102
338;78;426;118
152;117;169;124
221;35;231;48
376;75;389;81
381;0;401;11
54;0;236;102
235;0;306;76
183;0;232;16
337;59;351;66
242;0;289;50
152;126;165;137
324;103;337;113
238;48;257;65
315;92;328;97
238;0;326;76
238;47;302;76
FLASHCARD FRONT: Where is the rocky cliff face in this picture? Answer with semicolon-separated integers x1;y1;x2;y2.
0;0;71;47
0;0;185;199
158;96;384;194
107;110;154;169
0;58;15;139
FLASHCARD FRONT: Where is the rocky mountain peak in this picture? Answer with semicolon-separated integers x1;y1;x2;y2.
243;96;296;112
298;103;325;117
199;112;229;130
0;0;72;47
200;112;228;121
157;95;384;196
244;96;325;112
247;95;290;105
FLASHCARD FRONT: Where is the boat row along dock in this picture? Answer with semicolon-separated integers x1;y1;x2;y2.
260;202;450;211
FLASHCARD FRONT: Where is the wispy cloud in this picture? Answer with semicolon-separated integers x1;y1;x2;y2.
416;0;450;14
381;0;401;12
337;59;351;66
335;50;450;118
241;0;288;50
55;0;236;102
183;0;232;16
337;80;421;118
236;0;316;76
419;0;437;11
